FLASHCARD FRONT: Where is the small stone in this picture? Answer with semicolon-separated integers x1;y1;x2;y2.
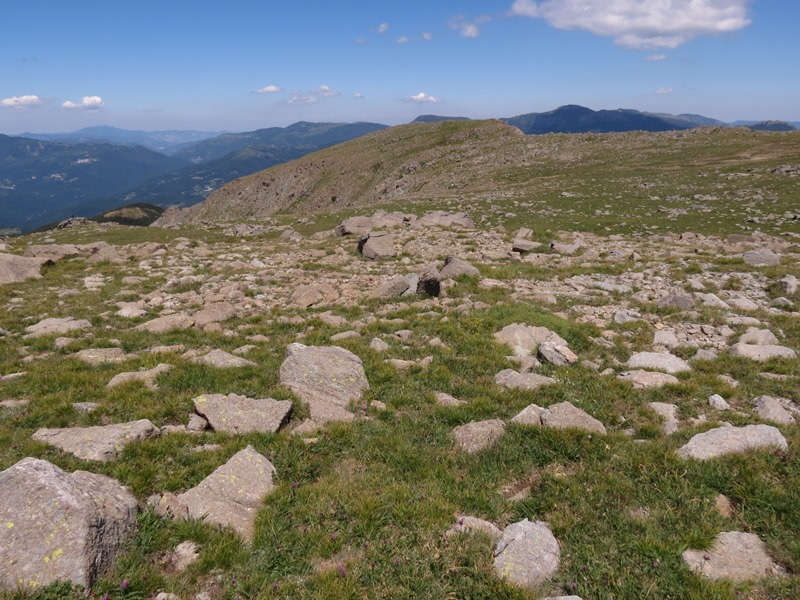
682;531;784;581
493;519;560;588
617;370;679;389
370;337;390;352
715;494;735;518
434;392;465;407
107;363;173;390
495;369;557;390
649;402;679;435
75;347;131;365
438;256;480;279
193;393;292;434
135;313;195;333
447;516;502;541
709;394;731;410
538;342;578;366
192;349;257;368
510;404;545;426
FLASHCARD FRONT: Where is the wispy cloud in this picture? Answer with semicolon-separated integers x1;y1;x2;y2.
354;92;365;100
656;87;674;95
397;36;410;44
256;85;281;94
377;23;389;34
314;84;340;98
645;54;668;62
450;15;490;38
63;96;105;110
407;92;439;104
509;0;753;49
423;32;433;41
289;93;318;106
0;94;44;109
355;37;368;46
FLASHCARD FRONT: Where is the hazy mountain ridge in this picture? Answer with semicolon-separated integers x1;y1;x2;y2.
19;126;222;155
0;135;188;230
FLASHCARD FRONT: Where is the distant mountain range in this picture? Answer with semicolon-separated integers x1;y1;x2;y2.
2;106;796;231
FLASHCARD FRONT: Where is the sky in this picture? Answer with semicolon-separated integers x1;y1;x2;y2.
1;0;798;134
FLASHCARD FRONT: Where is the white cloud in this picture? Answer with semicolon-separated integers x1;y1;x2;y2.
314;84;340;98
377;22;389;33
656;87;674;95
0;94;44;108
450;15;491;38
354;92;365;100
509;0;752;49
423;32;433;41
408;92;439;104
645;54;668;62
256;85;281;94
397;36;410;44
289;93;318;106
355;37;368;45
62;96;105;110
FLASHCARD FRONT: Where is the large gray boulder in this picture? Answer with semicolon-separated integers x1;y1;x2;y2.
279;343;369;425
742;248;780;267
193;393;292;434
23;317;92;339
358;232;396;260
494;519;561;588
0;253;43;285
731;343;796;361
32;419;160;461
176;446;276;542
683;531;784;581
677;424;788;461
438;256;480;280
0;458;138;589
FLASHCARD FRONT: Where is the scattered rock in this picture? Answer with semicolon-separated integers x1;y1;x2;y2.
0;253;43;285
279;343;369;425
538;341;578;366
618;370;680;389
742;248;780;267
193;302;237;328
291;283;340;308
541;402;606;434
24;317;92;339
370;337;390;352
358;232;396;260
682;531;784;581
625;352;691;374
493;519;560;588
135;313;195;333
107;363;173;390
75;347;132;365
731;343;796;361
677;424;788;460
438;256;480;279
495;369;557;390
0;458;138;589
192;349;257;368
32;419;160;461
657;293;695;310
709;394;732;410
434;392;466;407
447;516;502;541
165;540;199;572
510;403;545;426
494;323;567;357
752;395;795;425
452;420;505;453
715;494;735;518
192;393;292;434
649;402;679;435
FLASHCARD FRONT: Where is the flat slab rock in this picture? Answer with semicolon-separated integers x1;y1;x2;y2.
453;420;505;453
177;445;276;542
626;352;691;374
494;323;567;357
192;349;256;368
731;343;796;361
32;419;160;462
106;363;173;390
75;347;133;365
753;395;796;425
0;458;137;589
279;343;369;426
494;519;560;588
135;313;195;333
677;424;788;461
193;393;292;434
617;370;680;389
495;369;557;391
24;317;91;339
683;531;784;581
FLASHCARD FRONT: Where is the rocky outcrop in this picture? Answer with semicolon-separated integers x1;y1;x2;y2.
0;253;43;285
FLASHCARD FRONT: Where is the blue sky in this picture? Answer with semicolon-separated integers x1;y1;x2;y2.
1;0;798;133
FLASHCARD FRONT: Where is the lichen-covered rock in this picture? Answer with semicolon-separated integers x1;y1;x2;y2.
279;343;368;426
193;393;292;434
494;519;560;588
677;424;788;461
32;419;160;461
0;458;138;589
540;402;606;434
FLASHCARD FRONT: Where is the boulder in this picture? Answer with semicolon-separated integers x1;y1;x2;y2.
541;402;606;434
438;256;480;280
193;302;237;328
677;424;788;461
24;317;91;339
176;446;277;542
494;323;568;357
75;347;132;365
452;420;505;453
291;283;340;308
494;519;560;588
512;238;542;253
358;232;396;260
538;342;578;366
625;352;691;374
731;343;796;361
742;249;780;267
135;313;195;333
752;395;795;425
617;370;680;389
683;531;784;581
193;393;292;434
495;369;557;391
739;327;779;345
279;343;369;425
447;516;502;542
416;263;441;296
32;419;160;461
0;253;43;285
510;403;546;426
192;349;257;368
0;458;138;589
107;363;173;390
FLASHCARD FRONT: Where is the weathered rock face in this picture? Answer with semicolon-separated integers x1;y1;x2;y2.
677;424;788;461
452;420;505;453
682;531;784;581
177;446;276;542
0;253;43;285
279;343;369;425
0;458;138;589
32;419;160;461
494;519;560;588
358;232;396;260
193;393;292;434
